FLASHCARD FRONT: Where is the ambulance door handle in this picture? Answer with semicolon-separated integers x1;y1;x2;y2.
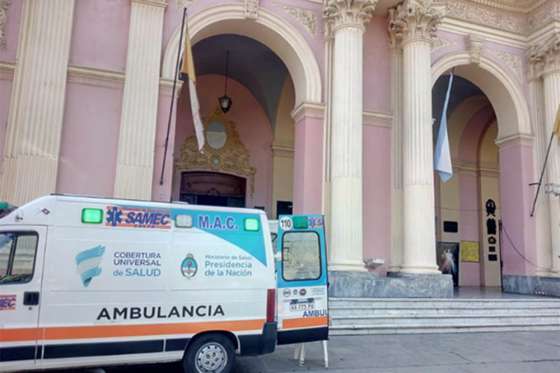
23;291;40;306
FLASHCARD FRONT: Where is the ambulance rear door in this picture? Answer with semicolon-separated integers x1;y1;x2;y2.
276;215;328;345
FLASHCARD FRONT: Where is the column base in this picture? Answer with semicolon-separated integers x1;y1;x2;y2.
536;269;553;277
328;271;453;298
328;260;367;272
502;275;560;297
399;265;441;274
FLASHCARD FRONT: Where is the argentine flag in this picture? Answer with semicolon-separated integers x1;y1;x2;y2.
75;245;105;287
434;72;454;182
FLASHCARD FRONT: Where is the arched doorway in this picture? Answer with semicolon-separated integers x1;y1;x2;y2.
431;57;535;290
171;34;296;216
180;171;246;207
157;3;324;218
432;81;502;288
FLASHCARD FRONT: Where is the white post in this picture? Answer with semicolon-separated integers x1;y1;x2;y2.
0;0;75;205
113;0;167;200
530;34;560;275
542;54;560;275
388;15;404;272
528;51;552;276
323;0;378;272
389;0;444;274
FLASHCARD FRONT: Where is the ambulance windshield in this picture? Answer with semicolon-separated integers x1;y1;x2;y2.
0;232;38;284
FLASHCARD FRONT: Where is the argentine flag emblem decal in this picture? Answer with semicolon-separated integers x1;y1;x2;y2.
75;245;106;287
181;254;198;279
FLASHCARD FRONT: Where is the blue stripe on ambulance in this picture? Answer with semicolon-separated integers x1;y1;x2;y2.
171;209;267;266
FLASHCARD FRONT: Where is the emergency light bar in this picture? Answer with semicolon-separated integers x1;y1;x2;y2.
292;216;308;229
244;218;260;232
81;208;103;224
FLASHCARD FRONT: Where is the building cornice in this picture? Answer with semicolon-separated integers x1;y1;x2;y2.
0;60;14;80
434;0;559;37
443;0;528;35
464;0;542;13
132;0;168;8
438;19;527;48
67;65;125;89
363;111;392;128
291;102;325;122
272;144;295;158
495;133;535;146
0;60;14;71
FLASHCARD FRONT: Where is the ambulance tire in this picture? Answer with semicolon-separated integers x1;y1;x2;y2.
184;333;235;373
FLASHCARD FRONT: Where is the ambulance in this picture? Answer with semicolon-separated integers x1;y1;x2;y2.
0;195;328;373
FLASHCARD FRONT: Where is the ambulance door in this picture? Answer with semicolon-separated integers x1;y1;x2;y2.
0;226;46;369
276;215;328;345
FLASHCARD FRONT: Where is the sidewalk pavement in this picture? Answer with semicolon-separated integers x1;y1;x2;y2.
97;331;560;373
235;331;560;373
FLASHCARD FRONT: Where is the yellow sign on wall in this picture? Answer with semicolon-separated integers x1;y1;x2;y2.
460;241;480;263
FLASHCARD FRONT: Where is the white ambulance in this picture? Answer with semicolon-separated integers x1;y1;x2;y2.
0;195;328;373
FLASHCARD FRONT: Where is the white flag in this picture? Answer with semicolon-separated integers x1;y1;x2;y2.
434;73;454;182
180;23;205;152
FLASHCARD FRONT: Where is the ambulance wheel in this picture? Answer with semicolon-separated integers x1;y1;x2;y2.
184;333;235;373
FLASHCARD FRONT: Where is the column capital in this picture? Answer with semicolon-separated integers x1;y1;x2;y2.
388;0;445;46
323;0;378;33
529;32;560;78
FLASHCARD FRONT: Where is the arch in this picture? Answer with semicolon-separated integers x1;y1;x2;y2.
162;4;322;107
458;106;495;164
446;95;490;158
432;52;532;141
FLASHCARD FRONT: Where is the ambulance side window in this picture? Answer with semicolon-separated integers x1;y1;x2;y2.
0;232;39;285
282;231;321;281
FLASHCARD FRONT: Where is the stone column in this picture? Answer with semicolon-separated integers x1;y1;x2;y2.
389;0;444;274
292;103;324;214
388;15;404;272
323;0;378;272
0;0;75;205
114;0;167;200
539;35;560;274
528;50;552;276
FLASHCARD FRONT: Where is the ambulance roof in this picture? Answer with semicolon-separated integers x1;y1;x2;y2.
0;194;267;226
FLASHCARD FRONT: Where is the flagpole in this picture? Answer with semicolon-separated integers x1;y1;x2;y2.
530;131;555;217
159;7;187;186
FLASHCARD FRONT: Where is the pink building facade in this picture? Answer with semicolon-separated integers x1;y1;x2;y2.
1;0;560;297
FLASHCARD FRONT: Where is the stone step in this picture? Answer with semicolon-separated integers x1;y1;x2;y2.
330;297;560;303
329;307;560;317
329;324;560;336
329;314;560;326
327;297;560;335
329;299;560;309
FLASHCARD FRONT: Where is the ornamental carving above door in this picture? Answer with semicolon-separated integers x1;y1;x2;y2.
175;108;256;195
